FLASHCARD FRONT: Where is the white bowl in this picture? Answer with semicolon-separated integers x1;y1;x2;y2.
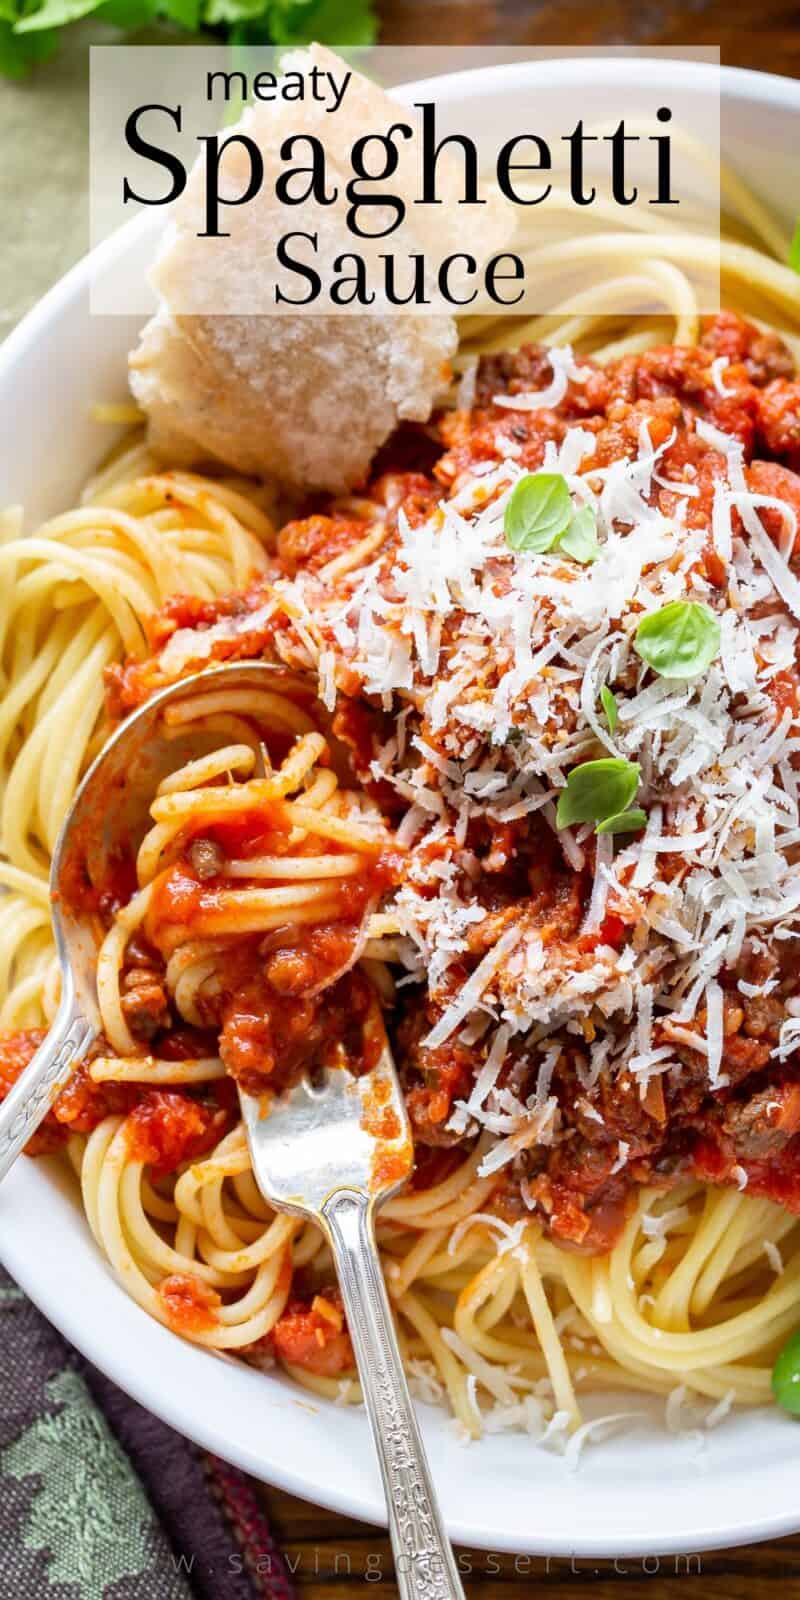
2;57;800;1559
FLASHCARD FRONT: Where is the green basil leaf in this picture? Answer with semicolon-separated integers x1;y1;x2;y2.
634;600;721;680
600;684;618;734
790;218;800;277
504;472;572;554
596;808;648;836
556;758;640;829
558;504;598;564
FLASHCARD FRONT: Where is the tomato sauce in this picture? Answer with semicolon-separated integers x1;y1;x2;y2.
271;1290;354;1377
219;964;374;1095
277;514;370;576
0;1029;234;1173
137;812;403;1095
158;1272;221;1334
125;1091;230;1175
105;579;278;719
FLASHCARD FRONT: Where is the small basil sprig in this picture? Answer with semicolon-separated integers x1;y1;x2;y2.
556;758;640;831
600;684;618;734
504;473;598;563
634;600;721;680
505;473;572;553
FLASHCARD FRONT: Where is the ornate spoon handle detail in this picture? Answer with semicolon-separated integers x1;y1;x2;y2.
323;1188;466;1600
0;979;95;1181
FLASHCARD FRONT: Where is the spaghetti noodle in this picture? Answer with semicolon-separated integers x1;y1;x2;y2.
4;187;800;1449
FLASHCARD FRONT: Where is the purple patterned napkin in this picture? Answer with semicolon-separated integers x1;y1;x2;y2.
0;1266;296;1600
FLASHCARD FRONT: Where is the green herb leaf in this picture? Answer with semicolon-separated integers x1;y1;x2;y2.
95;0;157;27
772;1328;800;1414
596;808;648;836
14;0;98;30
0;0;376;73
556;758;640;830
205;0;267;25
558;504;598;564
504;473;572;554
160;0;199;26
0;14;56;68
634;600;721;680
600;684;618;734
790;218;800;277
268;0;375;43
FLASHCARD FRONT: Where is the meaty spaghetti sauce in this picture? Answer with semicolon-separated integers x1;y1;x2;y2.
141;809;400;1095
12;311;800;1259
0;1027;235;1170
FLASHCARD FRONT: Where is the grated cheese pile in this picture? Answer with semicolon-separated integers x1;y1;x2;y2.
152;344;800;1187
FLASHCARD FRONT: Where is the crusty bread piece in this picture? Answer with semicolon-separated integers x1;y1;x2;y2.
130;44;515;493
130;303;456;492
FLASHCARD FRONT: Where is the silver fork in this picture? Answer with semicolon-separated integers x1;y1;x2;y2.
239;1011;466;1600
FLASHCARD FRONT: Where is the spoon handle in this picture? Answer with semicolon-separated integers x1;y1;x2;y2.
0;980;95;1181
322;1188;466;1600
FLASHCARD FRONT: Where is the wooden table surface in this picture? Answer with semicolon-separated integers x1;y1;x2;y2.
261;1482;800;1595
377;0;800;80
249;0;800;1589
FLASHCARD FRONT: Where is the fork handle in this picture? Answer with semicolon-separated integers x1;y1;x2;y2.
0;981;95;1182
322;1188;466;1600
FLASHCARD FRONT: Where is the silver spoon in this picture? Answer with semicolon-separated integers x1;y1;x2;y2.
0;660;466;1600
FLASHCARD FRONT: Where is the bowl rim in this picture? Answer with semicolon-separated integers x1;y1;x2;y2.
3;52;800;1558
